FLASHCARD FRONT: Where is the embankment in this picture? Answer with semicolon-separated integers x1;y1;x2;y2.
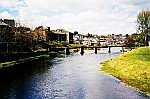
0;51;50;63
0;54;50;69
0;50;60;68
100;47;150;96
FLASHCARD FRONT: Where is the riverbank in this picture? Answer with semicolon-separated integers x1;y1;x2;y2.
0;54;50;69
0;45;78;69
100;47;150;96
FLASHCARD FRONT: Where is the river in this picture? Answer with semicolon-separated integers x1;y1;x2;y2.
0;48;149;99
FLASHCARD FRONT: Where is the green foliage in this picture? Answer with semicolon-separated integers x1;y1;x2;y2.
124;33;146;47
135;36;143;44
74;31;78;35
68;44;82;48
83;33;93;37
100;47;150;96
46;41;61;47
60;41;67;47
124;35;135;47
0;55;49;68
137;10;150;34
136;10;150;45
34;44;43;50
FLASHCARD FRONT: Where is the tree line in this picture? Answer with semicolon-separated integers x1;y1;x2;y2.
0;10;150;53
0;22;48;53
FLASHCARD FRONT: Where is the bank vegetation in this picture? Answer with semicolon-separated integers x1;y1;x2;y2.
100;47;150;96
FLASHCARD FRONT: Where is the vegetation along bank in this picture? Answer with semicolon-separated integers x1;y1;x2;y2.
100;47;150;96
0;54;50;69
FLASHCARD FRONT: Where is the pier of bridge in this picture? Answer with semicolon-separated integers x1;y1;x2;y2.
49;45;127;55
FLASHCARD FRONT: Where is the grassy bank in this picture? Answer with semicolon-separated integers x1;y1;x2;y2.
100;47;150;96
0;54;49;68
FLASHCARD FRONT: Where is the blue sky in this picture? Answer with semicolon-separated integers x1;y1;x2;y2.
0;0;150;35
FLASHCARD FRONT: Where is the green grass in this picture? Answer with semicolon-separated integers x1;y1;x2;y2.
0;54;49;68
100;47;150;96
68;44;82;48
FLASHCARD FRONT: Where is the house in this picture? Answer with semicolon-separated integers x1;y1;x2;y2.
82;37;91;46
73;34;83;44
99;38;107;46
91;38;99;46
83;39;92;46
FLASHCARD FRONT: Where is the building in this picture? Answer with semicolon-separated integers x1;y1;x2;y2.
0;19;14;52
48;29;73;44
0;19;13;43
3;19;15;35
83;39;92;46
67;32;73;44
73;34;83;44
91;39;99;46
3;19;15;28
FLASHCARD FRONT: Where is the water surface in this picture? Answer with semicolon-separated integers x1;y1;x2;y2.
0;48;149;99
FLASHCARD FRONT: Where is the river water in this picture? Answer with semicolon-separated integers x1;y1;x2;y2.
0;48;149;99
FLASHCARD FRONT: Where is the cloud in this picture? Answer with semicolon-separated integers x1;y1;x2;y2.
115;0;150;10
0;11;14;19
0;0;149;35
0;0;25;10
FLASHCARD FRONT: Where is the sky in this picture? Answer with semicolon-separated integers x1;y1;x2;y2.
0;0;150;35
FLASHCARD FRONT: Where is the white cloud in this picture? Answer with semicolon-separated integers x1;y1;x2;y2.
0;11;14;19
0;0;149;35
0;0;25;10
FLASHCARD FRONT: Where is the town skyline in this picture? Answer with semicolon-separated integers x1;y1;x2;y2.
0;0;150;35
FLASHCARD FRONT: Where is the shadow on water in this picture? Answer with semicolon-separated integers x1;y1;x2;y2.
0;58;55;99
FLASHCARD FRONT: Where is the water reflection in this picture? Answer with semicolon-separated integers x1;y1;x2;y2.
0;48;149;99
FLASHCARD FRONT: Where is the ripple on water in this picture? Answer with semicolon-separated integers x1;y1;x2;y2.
0;48;150;99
